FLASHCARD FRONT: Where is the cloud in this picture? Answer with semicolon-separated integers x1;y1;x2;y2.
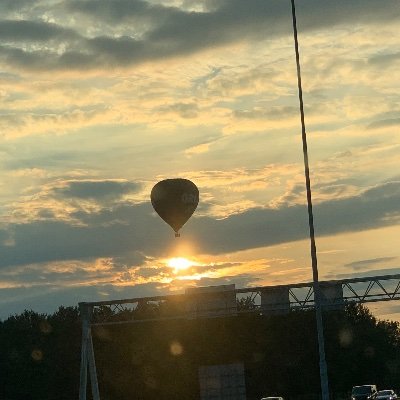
0;270;260;319
326;267;400;281
157;102;199;119
66;0;400;37
0;281;164;319
233;106;298;121
367;118;400;130
186;180;400;254
190;273;260;287
0;0;35;13
64;0;173;24
344;257;398;271
368;52;400;66
54;179;142;201
0;179;399;268
0;0;398;71
0;20;79;41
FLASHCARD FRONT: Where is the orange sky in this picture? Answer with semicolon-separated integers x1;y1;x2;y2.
0;0;399;321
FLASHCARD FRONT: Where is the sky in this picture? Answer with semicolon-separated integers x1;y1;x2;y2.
0;0;399;321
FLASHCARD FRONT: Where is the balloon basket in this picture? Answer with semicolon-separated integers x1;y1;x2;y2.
175;232;180;238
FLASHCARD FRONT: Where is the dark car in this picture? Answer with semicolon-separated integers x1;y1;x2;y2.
377;390;397;400
352;385;378;400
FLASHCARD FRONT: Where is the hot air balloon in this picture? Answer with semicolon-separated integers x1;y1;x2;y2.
150;178;199;237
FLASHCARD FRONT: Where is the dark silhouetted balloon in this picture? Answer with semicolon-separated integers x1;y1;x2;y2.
151;178;199;237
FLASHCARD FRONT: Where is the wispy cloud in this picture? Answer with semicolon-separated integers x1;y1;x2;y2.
344;257;398;271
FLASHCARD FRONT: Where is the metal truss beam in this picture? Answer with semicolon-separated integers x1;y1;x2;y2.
80;273;400;326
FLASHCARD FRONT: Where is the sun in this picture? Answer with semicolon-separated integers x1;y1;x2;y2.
167;257;193;273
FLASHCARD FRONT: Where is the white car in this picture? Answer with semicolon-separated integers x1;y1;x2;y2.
261;397;284;400
377;390;397;400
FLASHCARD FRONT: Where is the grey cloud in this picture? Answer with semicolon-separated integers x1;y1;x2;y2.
112;251;148;268
38;209;55;219
171;273;261;290
233;103;322;120
0;20;79;42
0;104;110;139
274;183;304;206
4;147;78;169
67;0;400;38
133;266;169;278
0;202;166;268
0;45;54;70
315;184;356;197
0;0;35;13
367;118;400;130
0;274;258;319
368;52;400;66
233;106;297;120
374;302;400;316
203;262;242;271
0;44;98;71
0;265;96;286
0;281;164;319
292;0;400;31
325;267;400;281
1;0;399;71
158;102;199;119
64;0;174;23
188;180;400;254
87;35;147;63
54;179;142;201
57;51;98;69
0;180;399;268
344;257;398;271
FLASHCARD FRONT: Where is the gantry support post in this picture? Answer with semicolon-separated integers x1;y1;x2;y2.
79;303;100;400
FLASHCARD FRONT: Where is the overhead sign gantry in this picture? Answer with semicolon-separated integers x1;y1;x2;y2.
78;273;400;400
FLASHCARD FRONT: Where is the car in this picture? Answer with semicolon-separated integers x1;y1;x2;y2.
352;385;378;400
261;397;284;400
377;390;397;400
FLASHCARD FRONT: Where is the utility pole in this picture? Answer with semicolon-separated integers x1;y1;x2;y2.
289;1;330;399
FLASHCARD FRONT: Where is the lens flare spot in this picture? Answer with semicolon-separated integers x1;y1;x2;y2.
170;340;184;356
31;349;43;362
364;346;375;357
39;320;52;334
339;328;353;347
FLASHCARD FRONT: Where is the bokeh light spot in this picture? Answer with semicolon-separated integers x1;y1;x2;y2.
339;328;353;347
31;349;43;362
39;320;52;334
170;340;184;356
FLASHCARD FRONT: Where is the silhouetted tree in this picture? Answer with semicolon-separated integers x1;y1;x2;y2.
1;303;399;400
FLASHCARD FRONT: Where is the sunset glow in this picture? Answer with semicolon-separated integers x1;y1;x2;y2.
167;257;195;273
0;1;399;323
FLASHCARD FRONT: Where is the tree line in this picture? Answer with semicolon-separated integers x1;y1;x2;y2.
0;303;399;400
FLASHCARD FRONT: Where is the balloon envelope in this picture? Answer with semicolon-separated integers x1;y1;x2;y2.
151;178;199;236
